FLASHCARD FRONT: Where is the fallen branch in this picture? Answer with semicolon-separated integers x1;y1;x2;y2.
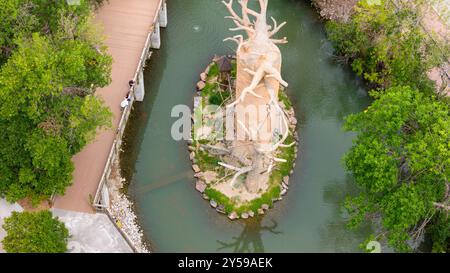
218;162;253;186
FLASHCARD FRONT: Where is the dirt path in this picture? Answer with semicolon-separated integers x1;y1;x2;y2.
53;0;162;213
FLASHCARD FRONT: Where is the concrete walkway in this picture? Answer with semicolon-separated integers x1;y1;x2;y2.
54;0;162;213
52;209;133;253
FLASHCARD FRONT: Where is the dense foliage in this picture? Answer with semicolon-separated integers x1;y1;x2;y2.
325;0;442;93
343;86;449;252
323;0;450;252
0;0;111;203
2;210;69;253
0;0;106;65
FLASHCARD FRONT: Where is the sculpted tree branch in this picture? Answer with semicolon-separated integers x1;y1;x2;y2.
219;162;253;186
219;0;295;193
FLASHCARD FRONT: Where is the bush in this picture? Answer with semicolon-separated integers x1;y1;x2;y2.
2;210;69;253
343;86;450;252
325;0;440;93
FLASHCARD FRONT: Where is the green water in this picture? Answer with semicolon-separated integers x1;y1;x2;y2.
122;0;373;252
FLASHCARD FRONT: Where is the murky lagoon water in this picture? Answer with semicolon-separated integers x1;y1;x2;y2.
121;0;372;252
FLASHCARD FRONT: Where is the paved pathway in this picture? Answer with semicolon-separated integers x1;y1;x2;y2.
52;209;133;253
54;0;162;213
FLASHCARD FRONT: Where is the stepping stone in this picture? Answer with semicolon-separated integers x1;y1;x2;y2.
195;181;206;193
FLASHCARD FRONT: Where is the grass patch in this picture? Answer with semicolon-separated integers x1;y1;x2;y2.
208;63;219;78
275;133;296;177
195;148;220;170
204;188;235;214
208;90;231;106
278;90;292;111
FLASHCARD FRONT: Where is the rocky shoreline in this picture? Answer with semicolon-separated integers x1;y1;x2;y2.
106;156;150;253
189;56;299;220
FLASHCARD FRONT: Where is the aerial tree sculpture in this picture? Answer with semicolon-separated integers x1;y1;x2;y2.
218;0;294;194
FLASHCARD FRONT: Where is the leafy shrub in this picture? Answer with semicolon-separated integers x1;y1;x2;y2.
2;210;69;253
325;0;440;93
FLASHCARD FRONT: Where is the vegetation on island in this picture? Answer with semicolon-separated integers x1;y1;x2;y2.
323;0;450;252
2;210;69;253
0;0;111;204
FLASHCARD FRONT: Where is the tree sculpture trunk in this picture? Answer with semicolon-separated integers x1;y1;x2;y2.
221;0;294;193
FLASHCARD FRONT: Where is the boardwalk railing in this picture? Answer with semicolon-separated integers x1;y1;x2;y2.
93;0;165;211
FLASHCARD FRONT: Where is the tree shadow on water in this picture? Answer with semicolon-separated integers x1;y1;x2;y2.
216;217;282;253
318;176;373;252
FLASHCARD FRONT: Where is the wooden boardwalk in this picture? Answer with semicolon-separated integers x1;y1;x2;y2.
54;0;162;213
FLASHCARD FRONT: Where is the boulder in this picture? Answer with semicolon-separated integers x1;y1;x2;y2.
202;193;210;200
195;181;207;193
281;188;287;196
283;176;289;185
192;164;201;173
189;152;195;160
188;146;195;152
210;199;218;208
261;204;269;210
257;208;265;215
248;211;255;217
228;211;239;220
241;212;249;219
282;182;288;190
197;81;206;90
200;72;207;81
216;204;226;214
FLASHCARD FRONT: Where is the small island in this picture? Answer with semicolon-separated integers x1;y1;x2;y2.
188;0;299;219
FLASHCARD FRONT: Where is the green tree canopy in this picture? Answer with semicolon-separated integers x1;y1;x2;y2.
325;0;443;93
2;210;69;253
343;86;450;252
0;0;105;66
0;33;111;203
